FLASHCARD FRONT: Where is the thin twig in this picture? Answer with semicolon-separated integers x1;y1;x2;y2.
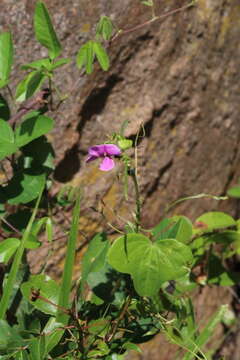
107;296;132;342
8;89;50;127
110;1;196;43
0;216;22;235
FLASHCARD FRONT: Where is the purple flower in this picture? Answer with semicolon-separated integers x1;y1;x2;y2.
86;144;121;171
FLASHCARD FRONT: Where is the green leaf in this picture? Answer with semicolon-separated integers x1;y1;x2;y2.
208;253;238;286
51;58;71;70
86;263;116;303
133;239;193;296
93;41;110;71
34;1;61;59
96;16;114;41
118;139;133;150
174;274;197;294
21;58;51;71
108;234;193;296
0;320;23;352
227;185;240;198
88;318;110;335
20;218;50;246
25;234;41;249
108;234;149;274
28;335;46;360
140;0;153;6
21;135;55;173
151;218;172;239
46;217;53;242
15;114;54;147
0;119;14;142
0;32;13;87
0;94;10;120
26;71;46;99
0;238;20;264
122;342;142;353
4;172;46;204
56;190;81;324
21;274;60;315
76;40;95;74
171;216;193;243
81;232;109;286
15;71;45;102
183;305;228;360
0;190;44;320
194;212;236;232
0;119;17;160
152;217;192;243
206;230;240;245
42;317;64;355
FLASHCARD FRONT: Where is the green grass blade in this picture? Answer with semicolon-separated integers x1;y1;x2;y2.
0;186;44;319
56;190;81;324
183;305;228;360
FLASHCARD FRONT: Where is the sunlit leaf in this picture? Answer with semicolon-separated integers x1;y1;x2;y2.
93;41;110;71
0;32;13;88
227;185;240;199
171;216;193;243
108;234;193;296
0;238;20;264
76;40;95;74
96;16;114;41
21;58;51;71
34;1;61;59
194;212;236;233
51;58;71;70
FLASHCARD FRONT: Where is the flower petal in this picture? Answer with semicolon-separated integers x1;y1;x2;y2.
99;156;115;171
104;144;121;156
88;145;105;157
86;155;98;163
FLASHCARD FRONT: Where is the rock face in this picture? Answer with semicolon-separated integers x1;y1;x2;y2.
1;0;240;358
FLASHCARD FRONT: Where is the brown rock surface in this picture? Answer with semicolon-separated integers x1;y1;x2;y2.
1;0;240;358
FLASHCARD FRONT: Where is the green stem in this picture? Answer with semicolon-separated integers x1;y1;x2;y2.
0;187;44;320
130;169;141;233
56;190;81;324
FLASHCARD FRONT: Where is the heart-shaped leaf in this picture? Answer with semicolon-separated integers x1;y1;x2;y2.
108;234;193;296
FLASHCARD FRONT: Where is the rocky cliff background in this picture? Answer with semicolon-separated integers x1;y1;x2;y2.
1;0;240;358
